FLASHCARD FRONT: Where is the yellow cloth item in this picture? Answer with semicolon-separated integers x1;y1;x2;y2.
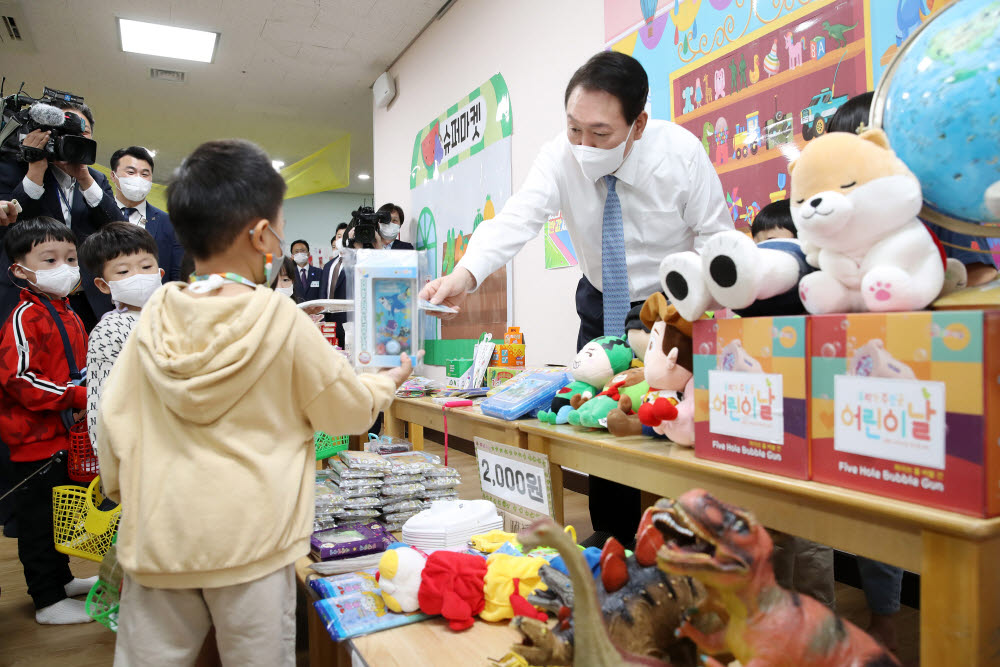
97;284;396;589
480;553;547;622
469;530;518;554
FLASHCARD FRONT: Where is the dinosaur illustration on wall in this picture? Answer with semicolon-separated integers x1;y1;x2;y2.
822;20;857;48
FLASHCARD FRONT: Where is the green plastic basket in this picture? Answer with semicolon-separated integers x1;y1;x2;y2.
315;432;349;460
85;579;120;632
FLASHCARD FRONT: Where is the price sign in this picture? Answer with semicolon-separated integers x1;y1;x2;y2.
474;438;554;520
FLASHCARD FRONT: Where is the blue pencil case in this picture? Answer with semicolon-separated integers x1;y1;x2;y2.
480;371;570;420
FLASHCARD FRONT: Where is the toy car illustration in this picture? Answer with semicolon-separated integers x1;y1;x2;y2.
800;87;848;139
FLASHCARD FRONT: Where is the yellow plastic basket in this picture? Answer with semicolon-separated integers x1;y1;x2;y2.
52;475;121;563
315;432;349;460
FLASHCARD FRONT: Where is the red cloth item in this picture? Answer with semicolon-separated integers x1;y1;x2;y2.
417;551;488;631
0;290;87;462
509;577;547;622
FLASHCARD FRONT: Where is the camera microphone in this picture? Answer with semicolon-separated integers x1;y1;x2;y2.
28;103;67;127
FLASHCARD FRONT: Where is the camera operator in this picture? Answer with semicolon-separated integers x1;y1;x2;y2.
0;100;125;329
375;203;413;250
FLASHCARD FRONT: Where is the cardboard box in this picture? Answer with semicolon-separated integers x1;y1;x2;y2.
491;344;525;367
318;323;339;348
485;366;525;388
445;357;474;378
693;316;810;479
810;311;1000;516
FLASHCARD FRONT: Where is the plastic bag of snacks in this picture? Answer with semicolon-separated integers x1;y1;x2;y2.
342;496;382;510
334;508;380;520
328;459;385;479
366;434;413;456
382;451;439;475
338;451;392;472
422;475;461;490
330;476;384;490
424;489;459;500
380;498;425;515
423;464;459;478
383;473;423;485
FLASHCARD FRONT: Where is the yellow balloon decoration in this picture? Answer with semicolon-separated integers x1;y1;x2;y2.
91;133;352;212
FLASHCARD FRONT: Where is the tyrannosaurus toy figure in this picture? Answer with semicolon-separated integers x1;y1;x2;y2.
653;489;902;667
510;509;705;667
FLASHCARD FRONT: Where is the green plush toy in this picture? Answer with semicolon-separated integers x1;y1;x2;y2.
566;367;649;428
537;336;633;425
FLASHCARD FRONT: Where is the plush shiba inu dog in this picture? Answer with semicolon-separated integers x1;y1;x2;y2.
791;129;949;313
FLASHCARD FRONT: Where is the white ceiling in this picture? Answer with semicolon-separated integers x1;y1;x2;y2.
0;0;446;192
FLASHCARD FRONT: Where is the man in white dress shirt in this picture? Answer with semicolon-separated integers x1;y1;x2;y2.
420;51;733;547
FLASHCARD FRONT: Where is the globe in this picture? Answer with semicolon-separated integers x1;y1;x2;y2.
872;0;1000;234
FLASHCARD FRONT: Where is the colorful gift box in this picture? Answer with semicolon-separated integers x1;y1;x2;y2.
693;316;810;479
491;344;525;368
810;311;1000;517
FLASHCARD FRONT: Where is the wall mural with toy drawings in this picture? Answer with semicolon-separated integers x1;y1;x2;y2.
410;74;514;341
606;0;956;231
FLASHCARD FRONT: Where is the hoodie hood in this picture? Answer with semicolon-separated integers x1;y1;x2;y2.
134;283;297;424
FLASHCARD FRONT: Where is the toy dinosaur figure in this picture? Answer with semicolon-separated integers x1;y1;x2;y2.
822;20;857;48
653;489;902;667
512;510;705;667
700;122;714;157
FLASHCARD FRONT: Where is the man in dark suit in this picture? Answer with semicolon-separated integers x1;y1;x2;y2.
376;203;414;250
291;239;323;301
321;223;349;344
109;146;184;282
0;101;125;329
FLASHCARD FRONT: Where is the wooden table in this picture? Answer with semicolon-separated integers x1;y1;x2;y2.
518;421;1000;666
384;397;525;451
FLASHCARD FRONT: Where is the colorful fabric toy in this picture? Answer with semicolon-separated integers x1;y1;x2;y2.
417;551;488;631
634;295;696;446
481;552;548;622
538;336;632;424
791;129;950;314
377;546;427;613
566;367;647;429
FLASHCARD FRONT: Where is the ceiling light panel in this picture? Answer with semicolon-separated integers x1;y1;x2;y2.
118;18;218;63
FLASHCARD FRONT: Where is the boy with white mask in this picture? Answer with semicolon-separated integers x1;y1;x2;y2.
0;216;97;625
78;222;163;458
109;147;184;283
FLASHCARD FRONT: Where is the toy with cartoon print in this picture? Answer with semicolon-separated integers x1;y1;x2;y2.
606;295;695;441
565;366;647;429
537;336;632;425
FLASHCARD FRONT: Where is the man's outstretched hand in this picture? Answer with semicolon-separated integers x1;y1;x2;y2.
418;267;476;321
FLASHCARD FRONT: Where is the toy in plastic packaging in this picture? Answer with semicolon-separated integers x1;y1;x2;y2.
480;370;571;420
314;590;431;641
366;434;413;455
381;482;426;498
347;248;433;369
313;517;338;532
310;521;395;561
339;450;392;472
309;569;380;600
486;366;569;397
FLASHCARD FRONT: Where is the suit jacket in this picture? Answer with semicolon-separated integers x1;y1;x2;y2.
388;239;414;250
0;160;125;326
320;257;347;342
143;203;185;282
295;264;324;302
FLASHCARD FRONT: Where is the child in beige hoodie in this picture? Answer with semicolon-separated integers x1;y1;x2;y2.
96;139;411;667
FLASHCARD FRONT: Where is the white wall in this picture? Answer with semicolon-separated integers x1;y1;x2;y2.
373;0;604;367
282;191;373;265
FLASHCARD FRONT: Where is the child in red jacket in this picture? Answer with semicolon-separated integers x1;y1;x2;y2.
0;217;95;624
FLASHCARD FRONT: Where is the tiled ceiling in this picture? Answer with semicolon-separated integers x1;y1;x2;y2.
0;0;445;192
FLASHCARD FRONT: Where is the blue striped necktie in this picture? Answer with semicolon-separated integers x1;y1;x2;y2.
601;174;629;337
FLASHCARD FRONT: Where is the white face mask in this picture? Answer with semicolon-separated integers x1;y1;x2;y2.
108;272;162;307
293;252;309;266
117;175;153;202
19;263;80;298
335;237;346;256
570;121;636;182
275;285;294;297
379;222;401;241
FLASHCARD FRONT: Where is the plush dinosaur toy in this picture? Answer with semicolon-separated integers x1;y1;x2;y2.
607;295;694;439
653;489;902;667
538;336;632;425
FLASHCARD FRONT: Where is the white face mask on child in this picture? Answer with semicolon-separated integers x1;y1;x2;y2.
19;263;80;298
108;272;163;307
275;286;294;298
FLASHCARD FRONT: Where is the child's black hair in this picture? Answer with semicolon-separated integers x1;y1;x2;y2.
78;221;159;277
3;217;77;262
167;139;286;260
270;255;304;303
750;199;796;240
828;91;874;135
